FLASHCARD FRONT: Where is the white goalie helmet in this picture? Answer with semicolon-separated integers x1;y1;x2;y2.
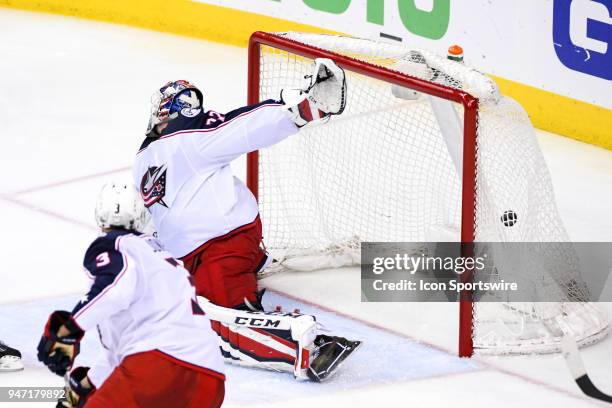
95;180;149;231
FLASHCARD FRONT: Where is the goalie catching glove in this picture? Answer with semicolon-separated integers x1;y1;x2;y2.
37;311;84;376
282;58;347;128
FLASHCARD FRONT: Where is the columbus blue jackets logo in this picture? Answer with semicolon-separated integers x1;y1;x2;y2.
140;165;168;208
181;107;201;117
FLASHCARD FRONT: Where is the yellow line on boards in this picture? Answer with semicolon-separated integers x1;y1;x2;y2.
0;0;336;47
493;76;611;150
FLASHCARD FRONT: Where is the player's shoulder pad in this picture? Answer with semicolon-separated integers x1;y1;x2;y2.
160;108;207;135
139;109;208;150
73;231;142;317
186;99;282;132
83;230;136;277
138;99;282;150
164;99;280;134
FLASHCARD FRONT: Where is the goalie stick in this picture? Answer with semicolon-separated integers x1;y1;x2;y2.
561;335;612;403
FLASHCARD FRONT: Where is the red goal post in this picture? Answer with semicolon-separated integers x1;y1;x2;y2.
246;31;479;357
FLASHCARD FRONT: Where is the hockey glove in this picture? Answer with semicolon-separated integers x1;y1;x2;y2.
56;366;94;408
282;58;347;128
37;311;84;376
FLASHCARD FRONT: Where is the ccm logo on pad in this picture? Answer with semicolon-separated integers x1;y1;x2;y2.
233;317;282;328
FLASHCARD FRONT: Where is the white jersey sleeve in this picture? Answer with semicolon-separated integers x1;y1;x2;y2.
189;102;297;166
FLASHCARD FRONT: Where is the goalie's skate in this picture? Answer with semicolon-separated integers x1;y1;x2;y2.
307;335;361;382
0;342;23;372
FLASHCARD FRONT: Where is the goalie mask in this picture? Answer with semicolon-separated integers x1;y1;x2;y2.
146;80;204;135
95;180;149;231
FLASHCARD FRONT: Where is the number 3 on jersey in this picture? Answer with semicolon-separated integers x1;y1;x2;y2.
96;252;111;267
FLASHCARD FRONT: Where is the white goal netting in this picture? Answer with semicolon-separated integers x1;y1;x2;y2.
253;32;608;354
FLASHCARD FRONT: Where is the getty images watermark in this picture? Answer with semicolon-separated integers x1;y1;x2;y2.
0;387;65;402
361;242;612;302
370;251;517;293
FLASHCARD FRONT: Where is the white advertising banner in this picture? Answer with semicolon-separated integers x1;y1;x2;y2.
195;0;611;109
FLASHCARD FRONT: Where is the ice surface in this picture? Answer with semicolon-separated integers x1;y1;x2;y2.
0;7;611;407
0;292;479;406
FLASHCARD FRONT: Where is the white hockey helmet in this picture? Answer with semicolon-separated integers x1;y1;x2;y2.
95;180;149;231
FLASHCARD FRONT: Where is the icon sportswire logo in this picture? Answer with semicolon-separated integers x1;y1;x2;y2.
140;165;168;208
553;0;612;80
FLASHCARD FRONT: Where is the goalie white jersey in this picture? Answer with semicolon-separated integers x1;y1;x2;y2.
72;230;224;386
133;100;298;258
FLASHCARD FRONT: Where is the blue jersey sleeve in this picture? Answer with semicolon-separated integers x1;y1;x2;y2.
72;231;136;330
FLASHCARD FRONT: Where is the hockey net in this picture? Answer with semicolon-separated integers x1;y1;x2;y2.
246;32;608;356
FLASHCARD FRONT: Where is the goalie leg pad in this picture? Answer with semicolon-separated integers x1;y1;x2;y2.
212;323;298;366
198;297;317;380
212;324;313;380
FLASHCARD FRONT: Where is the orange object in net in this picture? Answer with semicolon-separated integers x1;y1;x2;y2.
447;44;464;62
